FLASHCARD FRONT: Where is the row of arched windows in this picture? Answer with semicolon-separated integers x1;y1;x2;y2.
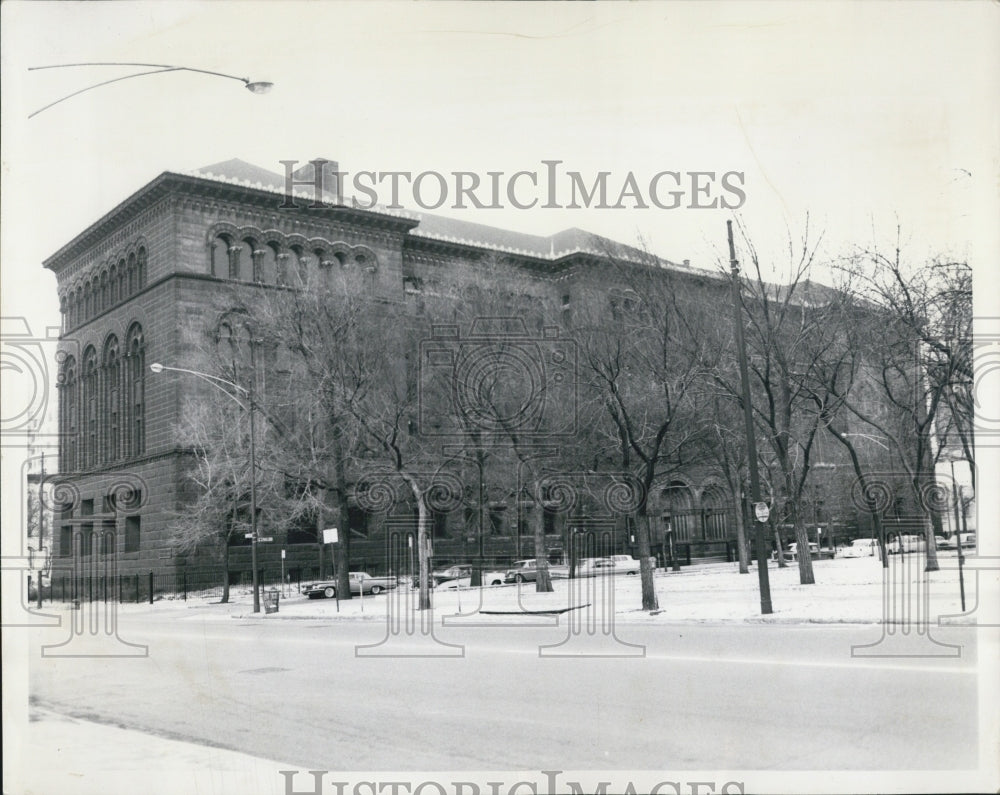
60;247;147;330
209;228;377;287
59;324;145;471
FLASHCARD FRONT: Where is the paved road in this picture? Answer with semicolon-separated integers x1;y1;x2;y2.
28;609;980;772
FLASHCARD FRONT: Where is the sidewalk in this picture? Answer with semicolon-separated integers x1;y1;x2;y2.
9;707;296;795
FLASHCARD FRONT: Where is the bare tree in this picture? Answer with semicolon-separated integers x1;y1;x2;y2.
832;235;972;571
574;242;708;610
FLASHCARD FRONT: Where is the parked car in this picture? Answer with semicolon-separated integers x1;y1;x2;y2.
303;571;397;599
782;542;819;561
941;533;976;550
432;568;510;588
505;559;540;583
840;538;879;558
431;564;472;586
575;557;617;577
608;554;641;574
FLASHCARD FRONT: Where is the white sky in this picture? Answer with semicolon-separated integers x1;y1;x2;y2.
1;3;999;790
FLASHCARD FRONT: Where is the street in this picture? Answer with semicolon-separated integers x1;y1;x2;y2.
27;605;980;772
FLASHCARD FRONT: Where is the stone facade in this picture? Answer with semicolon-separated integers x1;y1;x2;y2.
47;160;855;592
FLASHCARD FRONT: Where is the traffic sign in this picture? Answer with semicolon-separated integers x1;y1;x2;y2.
257;537;274;543
323;527;339;544
754;502;770;522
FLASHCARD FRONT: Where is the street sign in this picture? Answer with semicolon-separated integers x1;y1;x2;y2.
245;533;254;539
281;549;286;559
258;537;274;543
754;502;770;523
323;527;339;544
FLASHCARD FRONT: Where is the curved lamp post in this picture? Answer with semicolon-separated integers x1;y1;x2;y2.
29;62;273;118
149;362;262;613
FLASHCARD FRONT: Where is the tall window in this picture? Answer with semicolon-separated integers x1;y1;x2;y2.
211;235;230;277
662;483;695;542
238;238;256;281
83;280;92;319
59;355;78;471
102;335;121;462
124;516;141;553
137;247;147;288
82;347;98;468
125;324;145;457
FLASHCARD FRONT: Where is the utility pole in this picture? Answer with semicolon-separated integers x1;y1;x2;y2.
728;221;773;614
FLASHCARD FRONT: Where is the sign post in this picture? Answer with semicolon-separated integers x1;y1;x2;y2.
323;528;339;612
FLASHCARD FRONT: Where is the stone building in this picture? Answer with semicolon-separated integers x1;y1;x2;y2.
46;159;858;591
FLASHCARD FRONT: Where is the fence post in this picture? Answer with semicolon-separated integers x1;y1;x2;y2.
148;571;154;604
136;573;140;604
182;570;187;601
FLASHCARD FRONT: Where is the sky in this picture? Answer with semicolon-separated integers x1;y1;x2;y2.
1;3;999;791
2;1;997;498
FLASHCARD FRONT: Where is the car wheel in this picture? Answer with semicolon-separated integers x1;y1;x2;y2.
324;586;336;599
515;574;524;583
370;585;383;595
626;570;638;575
491;579;502;586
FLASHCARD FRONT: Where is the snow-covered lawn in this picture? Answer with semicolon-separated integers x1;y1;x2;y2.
90;551;988;625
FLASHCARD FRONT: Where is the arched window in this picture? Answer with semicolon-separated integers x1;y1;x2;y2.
661;482;695;542
82;347;99;468
99;271;109;313
118;259;127;298
290;245;307;285
59;295;68;331
83;280;92;319
137;247;147;288
124;324;145;457
701;485;729;541
238;238;256;281
109;265;118;305
103;336;121;462
59;355;78;471
211;234;229;277
127;257;136;294
259;242;279;284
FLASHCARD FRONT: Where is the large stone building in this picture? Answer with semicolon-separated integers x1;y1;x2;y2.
46;159;862;591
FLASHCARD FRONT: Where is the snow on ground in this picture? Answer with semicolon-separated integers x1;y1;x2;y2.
85;550;986;626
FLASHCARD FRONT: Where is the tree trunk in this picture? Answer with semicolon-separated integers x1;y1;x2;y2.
921;513;940;572
732;489;749;574
637;510;659;611
789;499;816;585
532;504;553;592
221;533;230;603
409;478;432;610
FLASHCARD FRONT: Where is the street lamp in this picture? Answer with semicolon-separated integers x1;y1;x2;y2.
727;220;773;614
149;361;263;613
29;62;273;118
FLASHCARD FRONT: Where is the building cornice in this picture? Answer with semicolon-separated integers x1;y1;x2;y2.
44;172;421;274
